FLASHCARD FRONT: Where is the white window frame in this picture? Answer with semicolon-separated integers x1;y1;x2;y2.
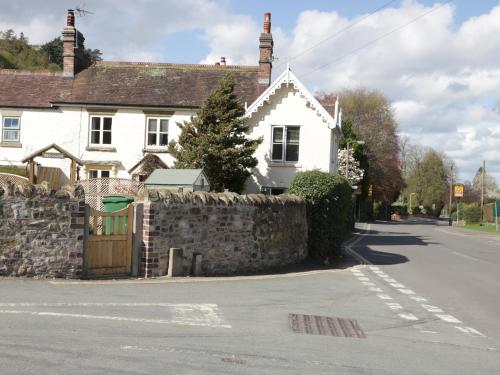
87;169;111;179
89;115;113;146
2;116;21;142
145;117;169;148
271;125;300;162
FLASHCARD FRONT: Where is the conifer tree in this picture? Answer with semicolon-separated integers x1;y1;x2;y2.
167;74;262;193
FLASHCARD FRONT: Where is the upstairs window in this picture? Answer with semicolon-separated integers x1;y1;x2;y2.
271;126;300;162
2;117;20;142
146;118;169;147
90;116;112;145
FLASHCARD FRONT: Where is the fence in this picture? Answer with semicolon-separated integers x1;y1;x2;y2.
0;173;29;188
78;178;144;210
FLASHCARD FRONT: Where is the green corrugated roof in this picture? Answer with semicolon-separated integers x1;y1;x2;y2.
144;169;204;186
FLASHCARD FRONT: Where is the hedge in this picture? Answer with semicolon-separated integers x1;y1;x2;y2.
288;170;352;261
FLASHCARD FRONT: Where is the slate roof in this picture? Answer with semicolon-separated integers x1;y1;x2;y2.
145;169;205;186
0;62;261;109
0;70;64;108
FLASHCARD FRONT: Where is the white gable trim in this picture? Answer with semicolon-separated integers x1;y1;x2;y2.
245;67;341;132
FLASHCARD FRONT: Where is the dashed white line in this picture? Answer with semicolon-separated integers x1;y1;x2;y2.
369;287;383;292
377;294;393;300
369;266;380;271
397;289;415;295
390;283;405;288
436;314;461;323
357;277;370;281
386;302;403;310
410;296;428;302
384;278;397;283
398;313;419;321
455;326;485;337
421;304;443;313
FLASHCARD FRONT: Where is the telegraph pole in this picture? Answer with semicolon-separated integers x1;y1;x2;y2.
480;160;485;224
449;165;453;226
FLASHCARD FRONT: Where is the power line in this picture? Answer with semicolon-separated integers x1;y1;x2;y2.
300;0;453;78
275;0;399;70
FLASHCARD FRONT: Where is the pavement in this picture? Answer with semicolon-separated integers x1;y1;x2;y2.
1;218;499;374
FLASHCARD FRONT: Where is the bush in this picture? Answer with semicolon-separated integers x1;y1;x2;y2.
463;204;482;224
288;170;352;261
412;206;421;215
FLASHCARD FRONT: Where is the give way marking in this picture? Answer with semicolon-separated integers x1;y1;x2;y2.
0;303;231;328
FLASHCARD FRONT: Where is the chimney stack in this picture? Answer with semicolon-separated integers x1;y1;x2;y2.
62;9;88;77
258;12;273;89
220;57;226;66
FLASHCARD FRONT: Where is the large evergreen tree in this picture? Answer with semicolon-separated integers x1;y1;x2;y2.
167;74;262;193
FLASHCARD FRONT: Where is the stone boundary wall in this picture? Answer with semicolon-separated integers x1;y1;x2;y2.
0;182;85;278
141;190;308;277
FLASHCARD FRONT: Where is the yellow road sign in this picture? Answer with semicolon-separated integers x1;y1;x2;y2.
454;184;464;198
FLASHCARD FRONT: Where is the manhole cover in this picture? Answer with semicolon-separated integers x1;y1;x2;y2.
288;314;366;338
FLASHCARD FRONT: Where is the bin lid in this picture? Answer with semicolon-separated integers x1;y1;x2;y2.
102;195;134;203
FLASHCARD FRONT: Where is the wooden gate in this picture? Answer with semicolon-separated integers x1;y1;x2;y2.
84;204;134;278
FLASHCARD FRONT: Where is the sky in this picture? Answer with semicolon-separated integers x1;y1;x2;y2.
1;0;500;184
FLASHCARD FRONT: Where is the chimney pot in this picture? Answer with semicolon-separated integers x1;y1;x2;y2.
263;12;271;33
67;9;75;27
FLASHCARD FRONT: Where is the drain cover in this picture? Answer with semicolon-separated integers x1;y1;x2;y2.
289;314;366;338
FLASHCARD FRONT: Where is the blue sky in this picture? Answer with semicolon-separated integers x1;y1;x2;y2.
1;0;500;185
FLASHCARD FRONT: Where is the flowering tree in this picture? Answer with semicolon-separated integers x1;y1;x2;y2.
338;148;364;185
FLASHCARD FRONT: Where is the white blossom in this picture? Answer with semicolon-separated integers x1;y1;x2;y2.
338;148;364;185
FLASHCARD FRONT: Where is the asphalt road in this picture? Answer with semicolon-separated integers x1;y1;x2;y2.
0;218;499;374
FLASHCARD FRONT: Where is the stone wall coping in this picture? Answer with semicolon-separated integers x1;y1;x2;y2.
144;189;305;206
0;181;85;200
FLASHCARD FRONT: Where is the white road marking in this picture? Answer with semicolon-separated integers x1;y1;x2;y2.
390;283;405;288
357;277;370;281
362;282;375;286
455;326;485;337
410;296;428;302
384;278;397;283
421;304;443;313
377;294;393;300
421;330;438;334
398;313;419;321
0;303;231;328
397;289;415;295
436;314;461;323
378;274;389;278
369;287;383;292
386;302;403;310
369;266;380;271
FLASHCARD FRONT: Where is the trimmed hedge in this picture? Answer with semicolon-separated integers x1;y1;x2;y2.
288;170;352;261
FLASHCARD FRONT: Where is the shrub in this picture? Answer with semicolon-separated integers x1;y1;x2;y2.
463;204;482;224
412;206;421;215
288;170;352;261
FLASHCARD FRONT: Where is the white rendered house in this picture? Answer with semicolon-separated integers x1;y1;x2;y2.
0;10;341;194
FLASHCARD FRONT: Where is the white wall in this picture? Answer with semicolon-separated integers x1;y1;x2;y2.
244;85;336;194
0;107;194;181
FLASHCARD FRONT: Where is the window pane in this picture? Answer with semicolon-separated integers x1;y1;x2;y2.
103;117;112;131
160;119;168;132
91;117;100;130
101;170;110;178
3;129;19;141
89;170;98;179
273;127;283;143
102;131;112;144
148;119;157;132
286;127;300;143
285;144;299;162
91;130;100;144
159;133;168;146
147;133;157;146
4;118;19;128
271;188;285;195
272;144;283;160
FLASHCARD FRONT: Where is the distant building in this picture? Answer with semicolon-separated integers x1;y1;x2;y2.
145;169;209;192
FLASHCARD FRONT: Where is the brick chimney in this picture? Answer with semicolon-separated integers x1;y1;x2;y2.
62;9;88;77
258;12;273;88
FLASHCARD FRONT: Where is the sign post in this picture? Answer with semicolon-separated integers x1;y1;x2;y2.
453;184;464;225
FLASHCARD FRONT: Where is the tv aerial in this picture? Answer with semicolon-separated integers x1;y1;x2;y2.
74;3;94;17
